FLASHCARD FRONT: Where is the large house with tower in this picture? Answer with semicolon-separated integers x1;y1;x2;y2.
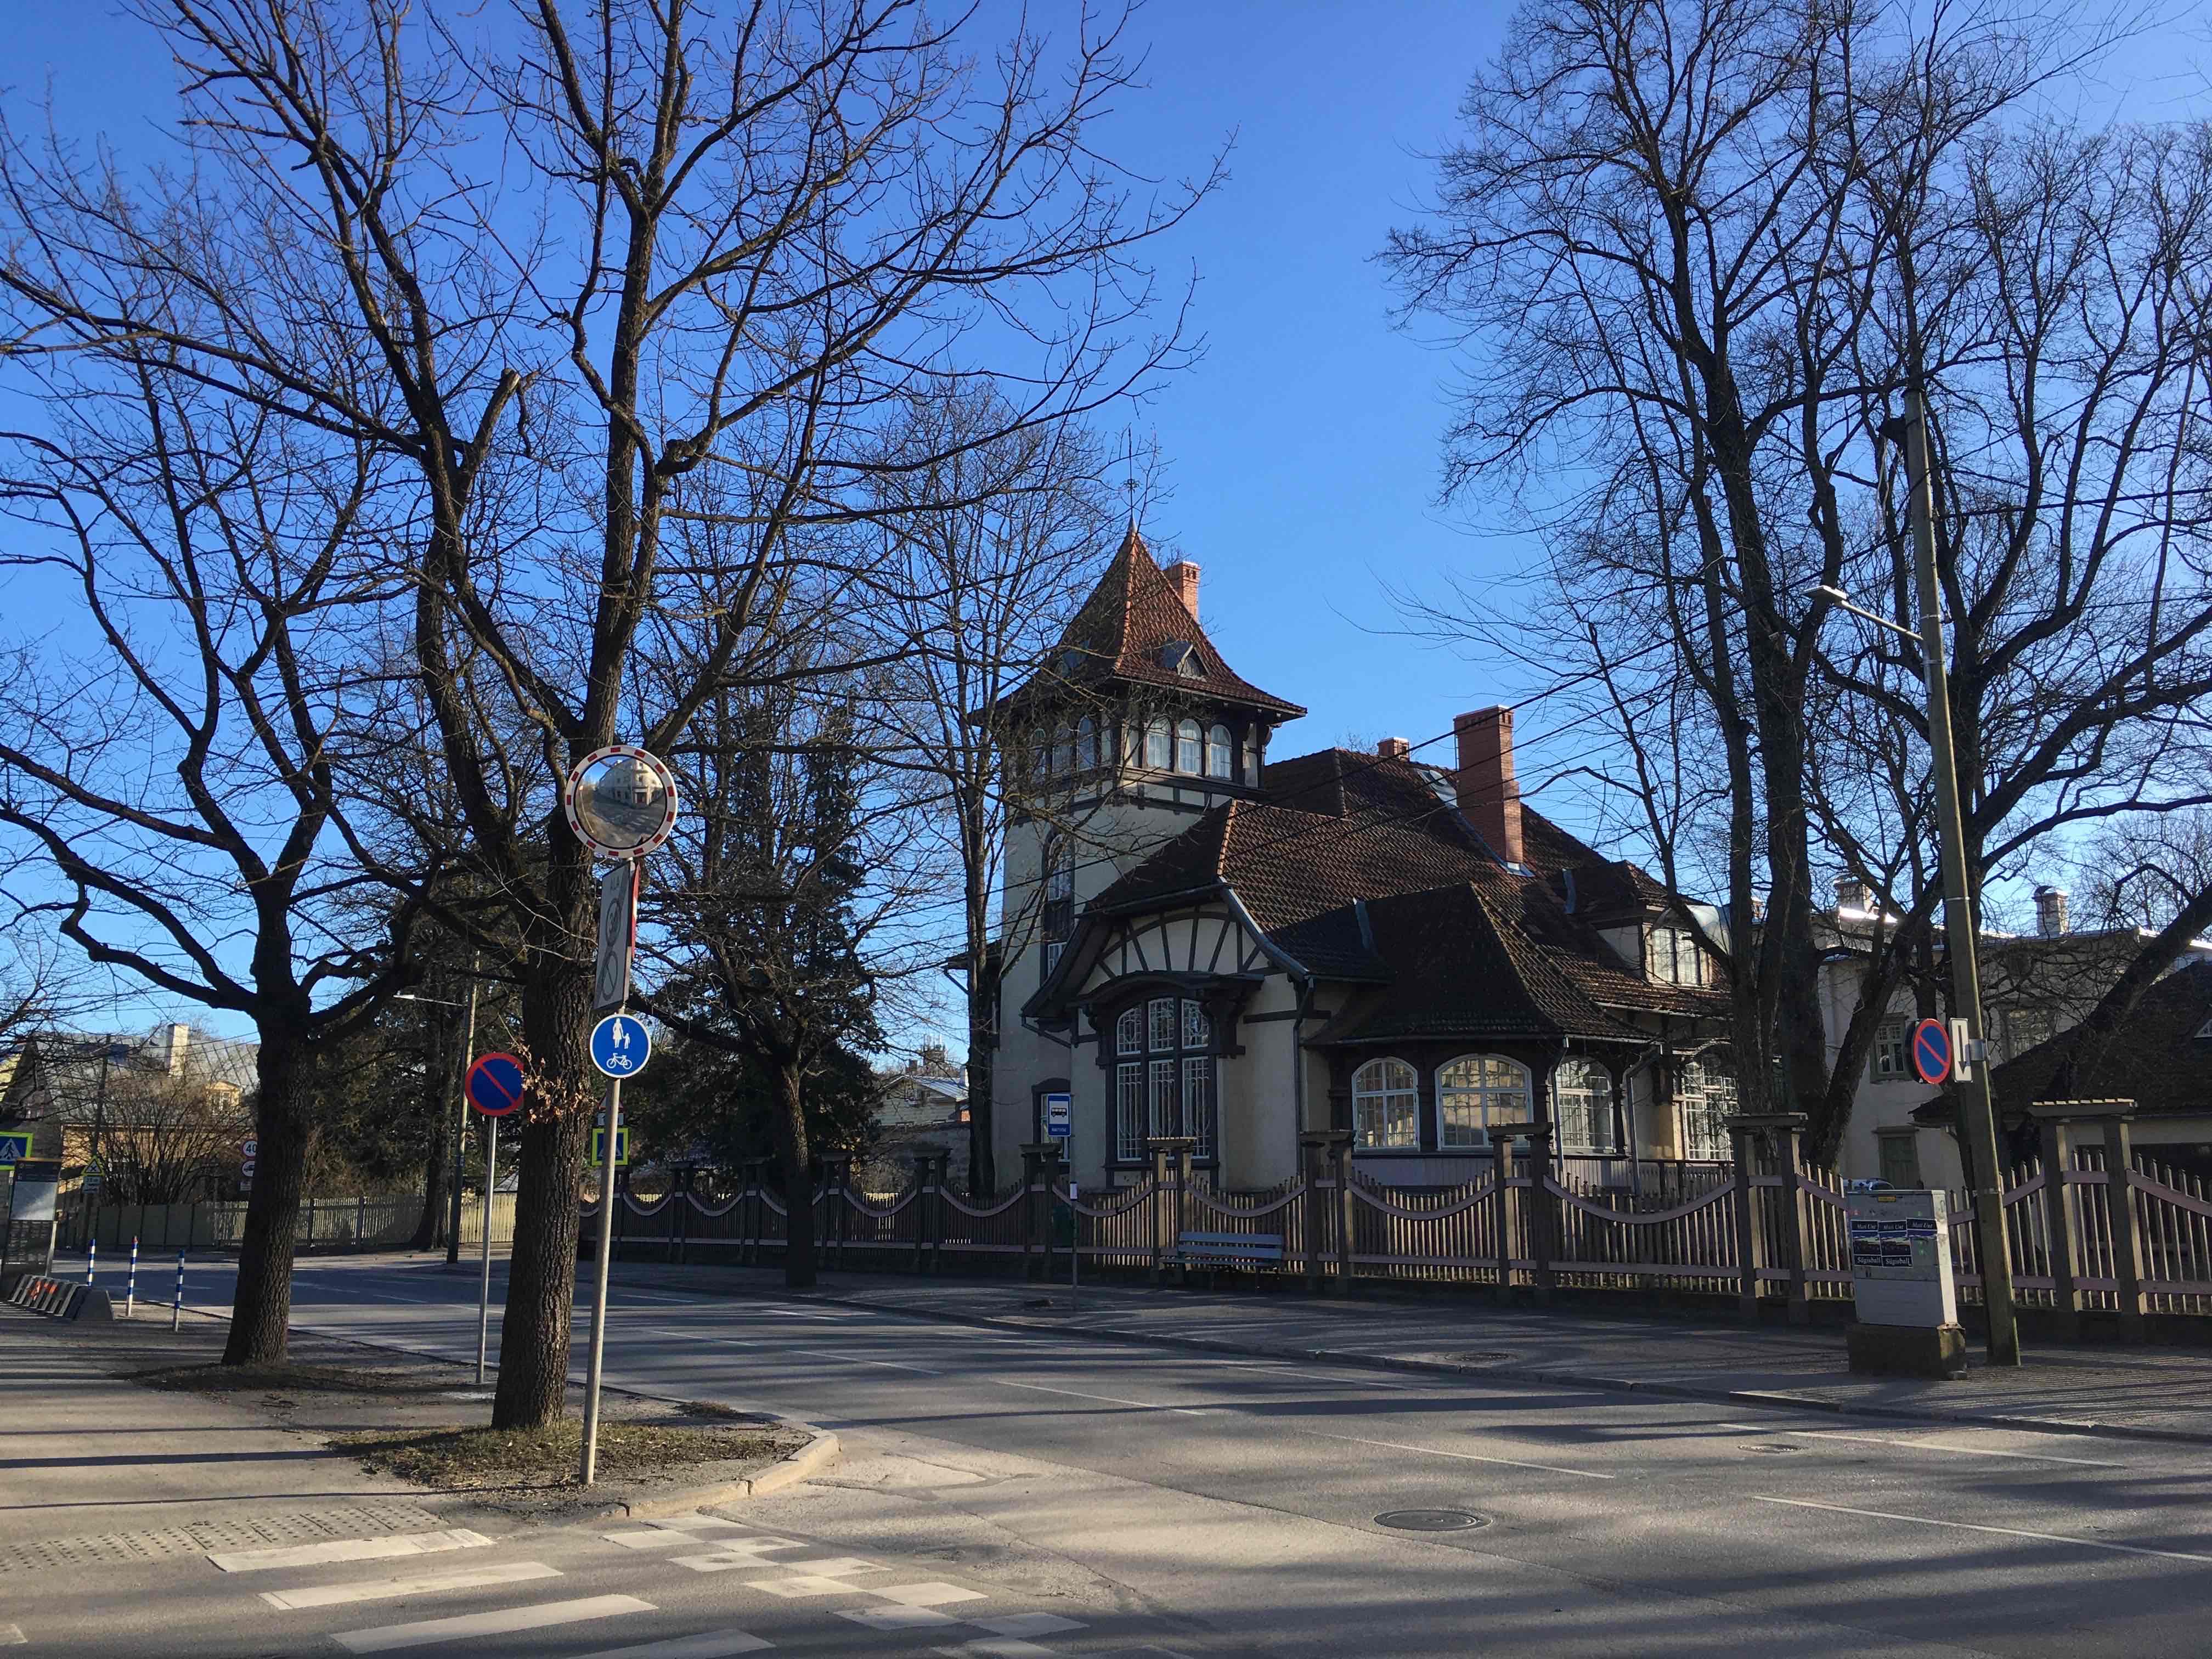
990;528;1735;1192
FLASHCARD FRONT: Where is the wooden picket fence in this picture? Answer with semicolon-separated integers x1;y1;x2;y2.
585;1125;2212;1330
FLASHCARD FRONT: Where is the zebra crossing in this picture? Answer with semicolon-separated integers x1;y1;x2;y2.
213;1511;1192;1657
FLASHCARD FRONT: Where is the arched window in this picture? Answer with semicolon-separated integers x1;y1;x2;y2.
1553;1057;1615;1155
1075;717;1098;771
1175;718;1203;774
1437;1054;1530;1148
1242;733;1262;787
1144;716;1172;769
1205;723;1233;779
1676;1057;1736;1160
1352;1058;1419;1150
1052;720;1075;775
1111;995;1215;1161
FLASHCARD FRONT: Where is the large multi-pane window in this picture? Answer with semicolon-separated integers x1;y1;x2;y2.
1869;1019;1909;1081
1436;1054;1528;1148
1676;1058;1737;1160
1113;995;1215;1159
1144;717;1172;769
1041;839;1073;981
1205;723;1233;779
1645;925;1708;986
1552;1058;1615;1154
1353;1058;1420;1149
1175;718;1203;774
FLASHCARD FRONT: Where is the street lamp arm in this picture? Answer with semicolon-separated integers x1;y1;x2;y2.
1813;585;1934;647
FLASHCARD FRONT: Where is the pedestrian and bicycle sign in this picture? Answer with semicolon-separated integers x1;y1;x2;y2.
466;1052;527;1116
590;1014;651;1079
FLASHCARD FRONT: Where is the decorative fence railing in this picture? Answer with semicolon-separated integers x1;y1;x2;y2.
53;1192;470;1254
583;1106;2212;1332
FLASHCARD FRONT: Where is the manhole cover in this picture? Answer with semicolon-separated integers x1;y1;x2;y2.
1375;1509;1489;1532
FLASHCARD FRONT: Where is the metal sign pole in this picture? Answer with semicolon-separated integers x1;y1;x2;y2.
579;1073;622;1485
476;1115;498;1387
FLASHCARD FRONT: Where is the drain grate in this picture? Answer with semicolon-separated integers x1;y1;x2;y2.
0;1504;445;1575
1375;1509;1489;1532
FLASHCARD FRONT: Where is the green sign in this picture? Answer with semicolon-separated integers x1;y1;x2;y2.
590;1125;630;1169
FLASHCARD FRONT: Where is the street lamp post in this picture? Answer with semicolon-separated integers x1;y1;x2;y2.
1815;390;2022;1368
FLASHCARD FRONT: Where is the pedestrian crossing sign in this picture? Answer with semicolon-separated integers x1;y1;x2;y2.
0;1131;31;1166
590;1126;630;1168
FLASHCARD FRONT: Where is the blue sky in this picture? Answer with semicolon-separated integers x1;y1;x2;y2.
9;3;2209;1048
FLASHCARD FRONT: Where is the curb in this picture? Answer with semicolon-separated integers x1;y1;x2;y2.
590;1430;842;1522
751;1284;2212;1452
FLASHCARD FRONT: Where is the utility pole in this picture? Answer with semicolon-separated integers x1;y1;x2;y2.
1887;391;2022;1368
444;961;481;1267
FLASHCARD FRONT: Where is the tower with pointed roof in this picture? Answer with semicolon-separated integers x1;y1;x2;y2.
989;527;1306;1172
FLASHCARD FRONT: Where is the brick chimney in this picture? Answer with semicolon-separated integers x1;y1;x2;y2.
1163;560;1200;620
1453;707;1522;867
1376;737;1410;759
2035;884;2069;938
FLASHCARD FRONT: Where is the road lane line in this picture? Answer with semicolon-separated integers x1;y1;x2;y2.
1718;1423;2121;1468
646;1331;942;1374
1751;1494;2212;1562
210;1528;494;1572
569;1629;775;1657
331;1594;654;1653
994;1379;1209;1415
1297;1429;1616;1480
259;1560;560;1609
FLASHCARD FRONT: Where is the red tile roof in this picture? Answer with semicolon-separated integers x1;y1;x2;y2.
1001;526;1306;719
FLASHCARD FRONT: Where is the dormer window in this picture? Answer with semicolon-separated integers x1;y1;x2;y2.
1160;641;1205;678
1646;924;1707;986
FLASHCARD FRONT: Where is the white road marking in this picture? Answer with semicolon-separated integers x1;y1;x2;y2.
331;1594;654;1654
209;1528;494;1573
872;1582;991;1607
1718;1423;2122;1468
671;1539;810;1573
749;1574;891;1598
995;1379;1209;1415
975;1613;1087;1636
937;1640;1053;1658
644;1330;942;1374
1751;1494;2212;1562
1298;1429;1616;1480
569;1629;775;1657
0;1623;22;1645
605;1530;693;1551
259;1559;560;1610
651;1516;749;1533
842;1606;961;1629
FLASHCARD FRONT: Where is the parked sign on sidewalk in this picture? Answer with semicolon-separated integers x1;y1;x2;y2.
1909;1018;1952;1085
465;1052;527;1117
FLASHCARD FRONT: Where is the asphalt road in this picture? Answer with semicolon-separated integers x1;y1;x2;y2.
28;1255;2212;1658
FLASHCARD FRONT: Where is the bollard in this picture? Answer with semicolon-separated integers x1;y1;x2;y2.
171;1250;184;1331
127;1236;139;1318
86;1239;96;1285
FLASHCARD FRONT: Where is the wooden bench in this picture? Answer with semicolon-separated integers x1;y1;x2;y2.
1172;1231;1284;1271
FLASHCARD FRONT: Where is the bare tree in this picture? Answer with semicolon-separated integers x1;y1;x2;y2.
0;367;421;1362
1384;0;2212;1162
864;389;1116;1196
0;0;1209;1426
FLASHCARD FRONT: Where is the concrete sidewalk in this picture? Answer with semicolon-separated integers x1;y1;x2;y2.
0;1304;453;1560
608;1258;2212;1447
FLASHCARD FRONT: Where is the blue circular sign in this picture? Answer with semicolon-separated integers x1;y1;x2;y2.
465;1052;526;1117
590;1013;652;1079
1910;1018;1952;1086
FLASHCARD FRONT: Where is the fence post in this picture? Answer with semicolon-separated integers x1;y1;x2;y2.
1491;1143;1514;1306
304;1199;316;1254
2098;1104;2146;1341
1524;1126;1555;1306
1775;1115;1811;1325
1726;1119;1762;1322
1297;1131;1334;1296
2032;1105;2081;1340
1330;1134;1354;1293
1019;1144;1051;1281
1147;1142;1170;1285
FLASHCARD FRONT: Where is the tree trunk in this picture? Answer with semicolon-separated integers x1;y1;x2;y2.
966;945;999;1199
224;1022;311;1365
777;1059;816;1290
490;940;594;1430
410;1114;451;1252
